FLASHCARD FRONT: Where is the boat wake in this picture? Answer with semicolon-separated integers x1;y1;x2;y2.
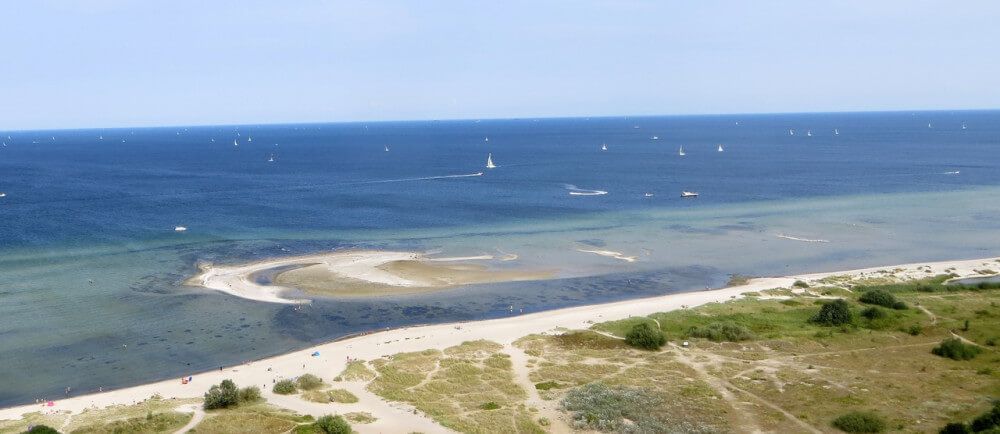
564;184;608;196
776;234;830;243
366;172;484;184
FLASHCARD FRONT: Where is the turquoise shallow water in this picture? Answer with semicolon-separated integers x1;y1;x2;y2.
0;111;998;405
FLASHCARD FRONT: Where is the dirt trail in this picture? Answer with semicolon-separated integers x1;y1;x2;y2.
172;404;204;434
505;345;572;433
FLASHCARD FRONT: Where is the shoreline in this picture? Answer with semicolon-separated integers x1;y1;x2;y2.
3;255;998;426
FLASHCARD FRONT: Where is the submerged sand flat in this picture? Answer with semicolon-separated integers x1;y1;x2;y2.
185;250;554;302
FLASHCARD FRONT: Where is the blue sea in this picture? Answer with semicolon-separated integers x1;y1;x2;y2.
1;110;999;405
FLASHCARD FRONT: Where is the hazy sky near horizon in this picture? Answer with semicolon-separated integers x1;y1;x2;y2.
3;0;1000;130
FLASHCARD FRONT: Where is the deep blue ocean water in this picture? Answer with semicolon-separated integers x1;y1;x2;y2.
1;110;999;405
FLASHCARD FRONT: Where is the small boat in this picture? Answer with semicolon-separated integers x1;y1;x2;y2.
601;143;608;151
384;145;390;152
717;144;724;152
644;192;654;197
834;128;840;136
961;122;967;130
247;136;252;142
174;226;187;232
651;136;659;140
0;192;6;198
99;135;103;140
484;136;489;143
267;154;275;162
789;129;795;136
121;139;126;143
681;191;698;198
928;123;933;129
233;139;239;147
678;146;686;156
806;130;812;137
486;153;496;169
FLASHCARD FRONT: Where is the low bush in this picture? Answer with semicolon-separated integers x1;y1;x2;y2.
273;379;298;395
969;401;1000;432
831;411;886;433
561;383;665;432
931;338;981;360
26;426;59;434
203;379;259;410
906;324;922;336
480;402;501;410
625;323;665;350
861;306;886;320
859;289;906;310
535;381;562;391
688;321;754;342
315;415;351;434
811;299;853;326
793;280;810;288
938;422;970;433
297;373;324;390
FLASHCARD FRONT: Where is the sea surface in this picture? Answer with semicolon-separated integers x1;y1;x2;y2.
1;111;999;405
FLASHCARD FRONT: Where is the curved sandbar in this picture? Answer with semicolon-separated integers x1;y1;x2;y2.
185;250;555;303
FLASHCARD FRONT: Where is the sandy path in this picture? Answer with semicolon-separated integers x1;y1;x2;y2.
1;256;996;430
172;404;203;434
504;345;572;433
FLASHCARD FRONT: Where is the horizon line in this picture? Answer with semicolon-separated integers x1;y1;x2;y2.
3;106;997;134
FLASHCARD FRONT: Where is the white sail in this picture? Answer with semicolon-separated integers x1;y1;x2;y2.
484;136;489;143
806;130;812;137
717;144;724;152
486;153;496;169
247;136;252;142
384;145;390;152
233;139;239;147
834;128;839;135
789;129;795;136
678;146;685;156
601;143;607;151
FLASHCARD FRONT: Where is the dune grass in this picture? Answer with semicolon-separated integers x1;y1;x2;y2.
336;360;376;382
367;340;543;434
194;403;314;434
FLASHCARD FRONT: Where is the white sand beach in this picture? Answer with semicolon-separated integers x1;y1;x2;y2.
3;256;997;433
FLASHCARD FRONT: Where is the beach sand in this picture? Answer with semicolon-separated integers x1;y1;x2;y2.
5;256;998;433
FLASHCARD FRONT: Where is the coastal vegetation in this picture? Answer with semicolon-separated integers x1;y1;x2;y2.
203;379;262;410
273;379;297;395
623;323;665;350
830;411;887;433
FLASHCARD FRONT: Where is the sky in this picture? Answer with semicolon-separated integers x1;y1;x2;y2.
2;0;1000;130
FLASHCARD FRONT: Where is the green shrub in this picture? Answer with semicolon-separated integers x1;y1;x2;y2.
931;338;981;360
859;289;906;309
624;323;665;350
315;415;351;434
238;386;261;403
273;379;298;395
793;280;810;288
688;321;754;342
861;306;886;320
203;379;240;410
297;373;324;390
480;402;501;410
969;401;1000;432
811;299;853;326
26;426;59;434
938;422;970;433
831;411;886;433
907;324;922;336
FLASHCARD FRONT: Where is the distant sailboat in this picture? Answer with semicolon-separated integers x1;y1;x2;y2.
247;136;252;142
268;154;275;162
834;128;840;136
928;123;933;129
644;192;654;197
678;146;686;156
233;139;239;147
486;153;497;169
601;143;608;151
962;122;967;130
717;144;724;152
651;136;659;140
384;145;390;152
99;135;103;140
484;136;489;143
789;129;795;136
806;130;812;137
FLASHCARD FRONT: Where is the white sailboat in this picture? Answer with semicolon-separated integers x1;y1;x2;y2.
644;192;654;197
486;153;496;169
806;130;812;137
267;154;275;162
247;136;252;142
717;144;724;152
962;122;967;130
834;128;840;136
601;143;608;151
927;123;933;129
789;129;795;136
384;145;390;152
99;135;103;140
678;146;685;156
233;139;239;147
484;136;489;143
